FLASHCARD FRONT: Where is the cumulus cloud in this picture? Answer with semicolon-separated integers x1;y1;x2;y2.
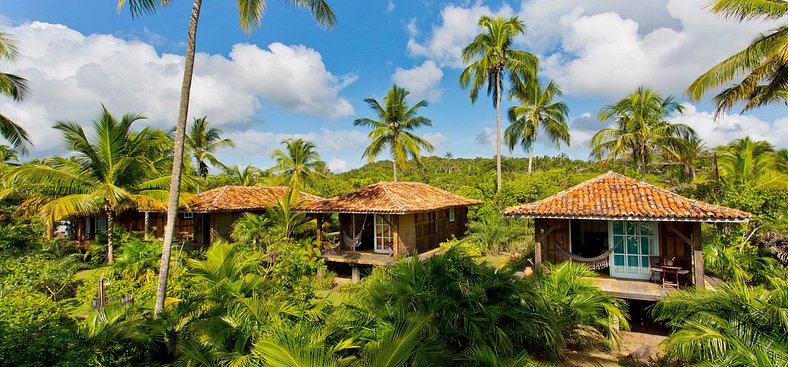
540;0;780;98
386;1;395;13
407;3;514;68
673;104;788;148
422;131;448;150
391;60;444;102
328;157;350;172
475;127;497;147
0;21;355;156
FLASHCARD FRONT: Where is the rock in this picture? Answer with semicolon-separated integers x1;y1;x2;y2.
621;345;656;367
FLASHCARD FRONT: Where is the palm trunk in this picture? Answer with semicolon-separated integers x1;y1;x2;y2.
107;211;114;264
495;72;502;191
640;143;647;180
155;0;202;317
528;144;534;174
144;211;150;240
393;159;397;182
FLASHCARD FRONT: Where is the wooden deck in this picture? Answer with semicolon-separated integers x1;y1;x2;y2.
321;250;396;266
590;275;722;301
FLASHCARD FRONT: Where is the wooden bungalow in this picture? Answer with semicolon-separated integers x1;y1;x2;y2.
295;182;482;279
502;171;751;300
73;186;324;246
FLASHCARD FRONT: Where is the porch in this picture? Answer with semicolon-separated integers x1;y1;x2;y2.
320;247;444;282
589;275;722;301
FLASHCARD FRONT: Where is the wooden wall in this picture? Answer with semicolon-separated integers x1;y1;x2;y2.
534;218;570;264
397;214;416;255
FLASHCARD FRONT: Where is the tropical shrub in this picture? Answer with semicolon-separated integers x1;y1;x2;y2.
652;280;788;366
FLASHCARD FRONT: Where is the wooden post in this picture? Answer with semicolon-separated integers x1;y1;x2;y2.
534;241;542;271
392;215;399;257
692;222;704;288
351;264;360;283
144;212;150;240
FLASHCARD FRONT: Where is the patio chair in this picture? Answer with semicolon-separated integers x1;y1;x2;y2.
648;256;664;283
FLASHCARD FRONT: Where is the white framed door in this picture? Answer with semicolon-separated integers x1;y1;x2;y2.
609;220;657;279
374;214;393;254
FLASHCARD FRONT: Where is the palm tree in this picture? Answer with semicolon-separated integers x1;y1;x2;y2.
716;137;788;189
663;136;707;183
459;15;538;190
117;0;336;316
225;164;264;186
652;280;788;366
182;116;234;179
686;0;788;118
6;106;175;263
0;32;32;153
270;138;325;190
266;188;313;240
590;86;696;180
354;85;434;181
0;144;19;165
505;78;570;174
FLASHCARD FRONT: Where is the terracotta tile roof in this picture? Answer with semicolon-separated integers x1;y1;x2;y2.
294;181;483;214
190;186;324;213
502;171;751;222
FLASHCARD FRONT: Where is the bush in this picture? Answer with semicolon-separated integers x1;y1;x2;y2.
0;292;89;366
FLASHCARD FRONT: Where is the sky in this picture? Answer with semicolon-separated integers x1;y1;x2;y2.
1;0;787;173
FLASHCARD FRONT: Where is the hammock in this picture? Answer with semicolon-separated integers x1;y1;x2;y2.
553;240;622;270
341;214;369;251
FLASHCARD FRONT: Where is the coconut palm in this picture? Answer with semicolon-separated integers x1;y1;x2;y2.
505;78;570;174
590;86;697;180
225;164;265;186
686;0;788;118
6;106;175;263
716;137;788;188
460;15;539;190
0;32;32;153
270;138;325;190
266;188;313;240
354;85;434;182
117;0;336;316
0;144;19;165
182;116;234;179
652;280;788;366
662;136;707;183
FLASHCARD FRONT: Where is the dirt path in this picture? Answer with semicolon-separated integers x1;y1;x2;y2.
560;331;666;367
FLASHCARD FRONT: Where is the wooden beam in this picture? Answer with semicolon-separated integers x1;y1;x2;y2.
536;224;557;244
666;222;693;247
351;264;360;283
692;222;704;289
534;241;542;270
392;215;399;257
316;214;324;245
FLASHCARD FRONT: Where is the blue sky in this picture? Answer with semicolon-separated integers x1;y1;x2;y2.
2;0;787;172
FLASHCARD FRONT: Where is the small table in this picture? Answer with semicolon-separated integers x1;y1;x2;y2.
660;265;687;288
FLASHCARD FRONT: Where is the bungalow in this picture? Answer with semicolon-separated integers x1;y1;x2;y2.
295;181;482;280
73;185;324;245
502;171;750;299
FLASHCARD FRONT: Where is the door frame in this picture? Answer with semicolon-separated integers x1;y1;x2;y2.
608;220;658;280
373;214;393;254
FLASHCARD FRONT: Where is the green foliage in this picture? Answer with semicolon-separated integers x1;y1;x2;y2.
0;211;46;253
0;292;88;366
702;226;786;287
652;280;788;366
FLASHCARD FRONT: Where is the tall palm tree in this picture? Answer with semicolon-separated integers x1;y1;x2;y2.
117;0;336;316
686;0;788;118
0;32;32;153
182;116;234;179
6;106;175;263
505;78;570;174
354;85;434;182
590;86;696;180
270;138;325;190
716;137;788;188
459;15;538;190
0;144;19;165
663;136;707;183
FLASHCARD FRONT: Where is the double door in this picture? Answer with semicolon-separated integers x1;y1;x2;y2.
609;220;657;279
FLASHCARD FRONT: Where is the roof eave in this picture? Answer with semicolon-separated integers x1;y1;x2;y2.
501;213;750;223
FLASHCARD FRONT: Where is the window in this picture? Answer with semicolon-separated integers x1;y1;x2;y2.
95;216;107;233
449;207;456;222
183;212;194;219
374;214;393;254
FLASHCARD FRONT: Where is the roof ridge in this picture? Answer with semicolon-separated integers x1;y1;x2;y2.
380;182;406;212
512;171;611;209
208;185;232;211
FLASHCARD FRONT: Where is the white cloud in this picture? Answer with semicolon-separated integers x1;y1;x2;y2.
0;21;355;156
391;60;444;102
222;127;369;165
423;131;448;150
327;157;349;172
540;0;780;98
475;127;497;147
407;3;514;68
674;104;788;148
386;1;395;13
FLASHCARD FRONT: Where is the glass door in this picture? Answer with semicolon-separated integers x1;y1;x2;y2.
609;220;656;279
374;214;393;254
